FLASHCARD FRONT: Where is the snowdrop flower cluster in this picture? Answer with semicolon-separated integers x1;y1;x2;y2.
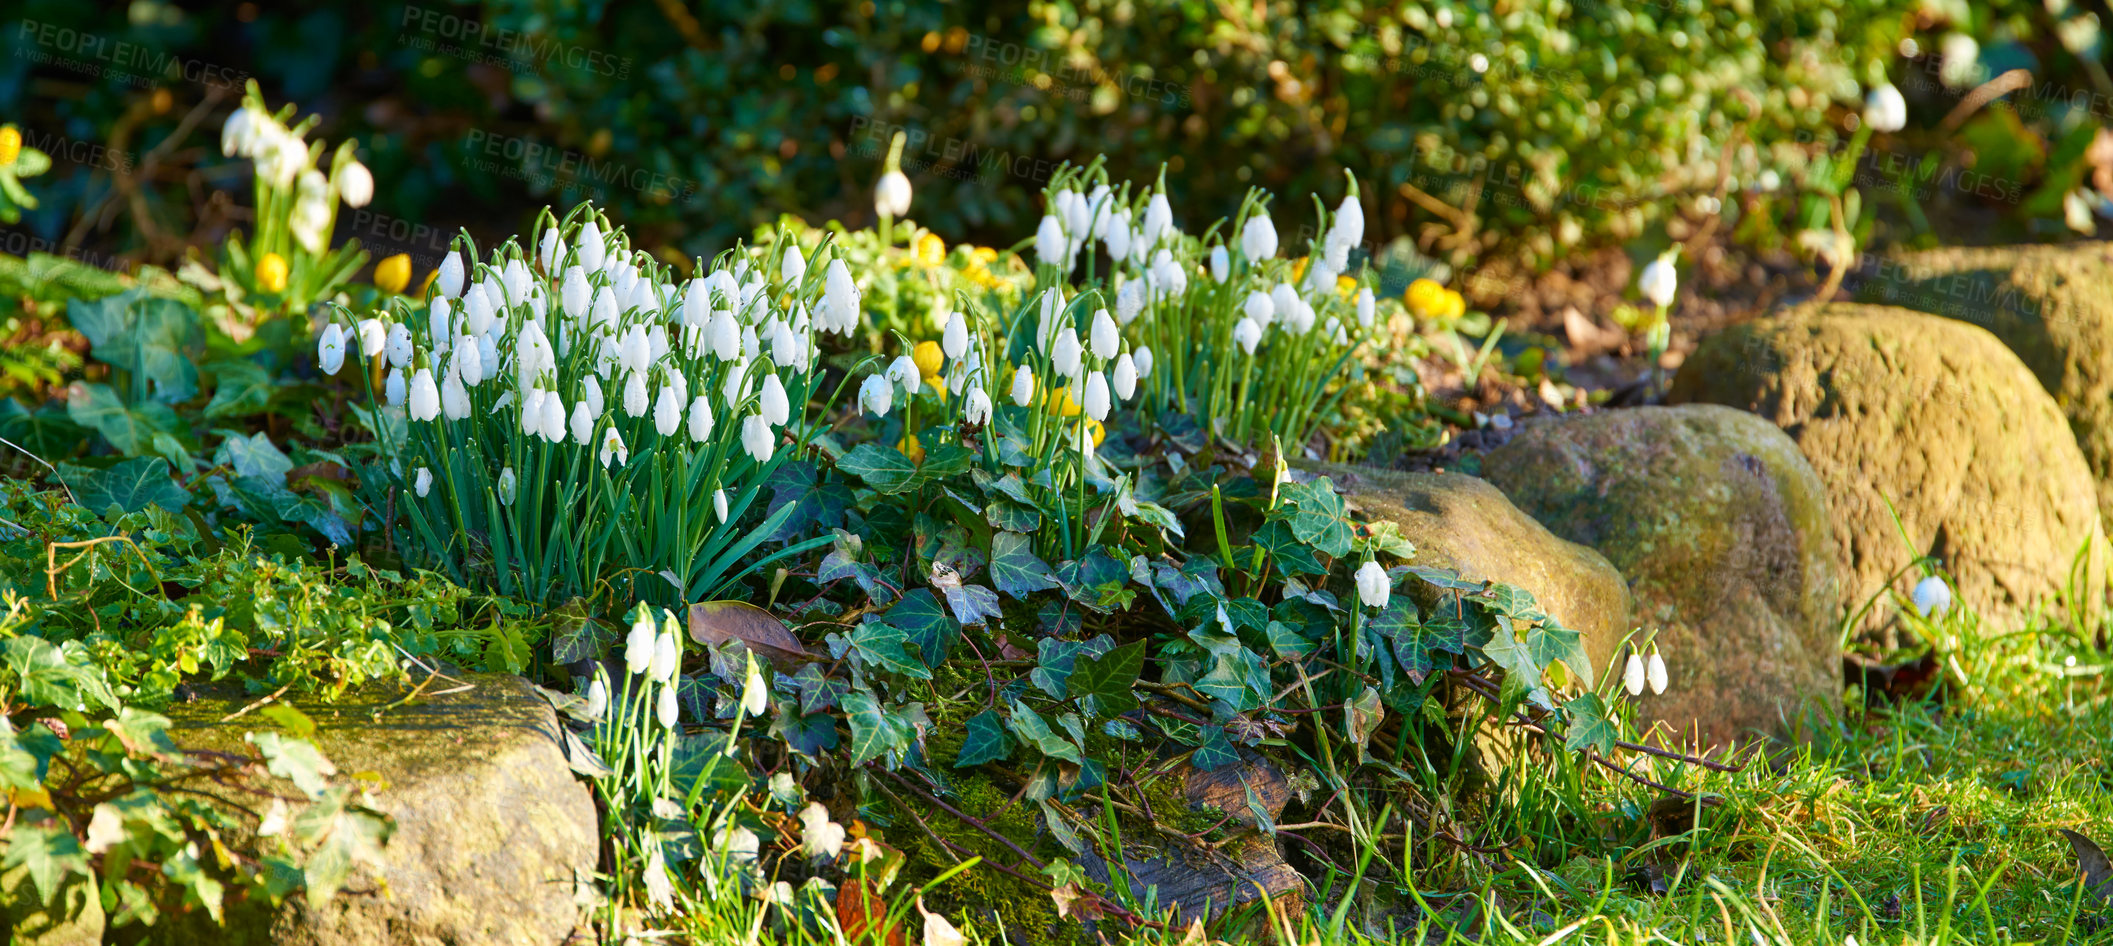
219;81;374;302
1621;647;1670;697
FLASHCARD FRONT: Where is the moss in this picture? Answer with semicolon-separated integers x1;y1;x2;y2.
892;770;1086;945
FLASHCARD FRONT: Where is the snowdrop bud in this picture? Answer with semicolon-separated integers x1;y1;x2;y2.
539;227;562;269
1116;278;1145;325
521;388;545;435
1240;214;1278;261
437;252;466;299
1330;194;1365;260
943;311;970;360
1090;308;1119;360
599;426;629;468
583;675;607;718
1233;318;1263;355
681;278;710;327
654;382;683;436
1244;289;1276;326
1142;192;1172;247
577;220;606;273
1083;370;1111;421
741;412;775;462
687;395;715;441
712;488;729;523
502;258;531;307
333;159;373;208
781;243;807;286
414;466;432;497
574;375;601;418
858;374;894;417
441;367;469;419
625;610;655;675
1011;365;1035;406
623;372;649;418
385;367;407;406
1035;215;1069;270
741;656;769;715
965;385;992;424
1863;81;1907;133
1112;353;1137;400
1646;651;1668;695
1356;287;1375;327
427;297;453;350
539;390;566;442
1639;253;1678;309
651;630;679;683
1133;346;1153;378
1354;560;1389;609
1210;245;1230;284
1911;576;1952;617
570;400;596;445
723;360;751;409
317;324;347;375
562;266;590;320
1052;331;1082;379
1105;219;1132;263
875;168;912;218
495;466;517;506
478;331;498;379
408;367;440;420
1623;654;1647;697
456;339;484;387
708;308;740;361
760;374;790;426
385;323;413;368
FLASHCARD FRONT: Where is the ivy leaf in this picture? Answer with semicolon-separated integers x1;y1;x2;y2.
1068;640;1144;717
1562;693;1618;755
836;443;920;494
203;358;275;418
1005;700;1082;764
1526;620;1595;688
1253;520;1327;576
990;532;1060;599
931;566;1003;627
63;383;179;458
1278;478;1353;558
248;731;337;798
843;690;905;765
887;589;961;666
62;456;189;514
1055;547;1133;612
0;823;86;906
1264;620;1317;660
1191;726;1239;770
1482;623;1541;688
214;431;294;481
849;621;932;680
954;709;1013;768
984;497;1042;532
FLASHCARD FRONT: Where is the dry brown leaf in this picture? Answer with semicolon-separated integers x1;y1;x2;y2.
688;599;811;668
2058;828;2113;907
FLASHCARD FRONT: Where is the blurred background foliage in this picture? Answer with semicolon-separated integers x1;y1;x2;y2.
3;0;2107;279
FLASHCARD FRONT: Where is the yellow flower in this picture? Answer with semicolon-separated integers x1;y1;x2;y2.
256;252;289;294
969;246;997;265
1086;418;1106;447
899;433;925;464
1336;274;1359;297
1291;256;1310;284
912;340;944;379
914;232;947;267
1405;278;1446;318
374;253;412;294
0;126;19;167
1440;289;1465;320
923;374;947;400
1044;386;1082;417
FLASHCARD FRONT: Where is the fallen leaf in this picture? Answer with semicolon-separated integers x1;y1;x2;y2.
2058;828;2113;907
688;599;811;668
836;878;905;946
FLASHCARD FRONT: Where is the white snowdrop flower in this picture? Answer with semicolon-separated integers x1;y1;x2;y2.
582;675;607;719
1326;194;1365;270
599;426;629;468
709;487;729;524
1035;215;1069;270
414;466;432;497
1863;81;1907;133
1232;317;1264;355
1116;277;1146;325
964;384;993;425
943;311;970;360
619;325;651;374
1354;560;1389;609
1240;213;1278;261
1623;653;1647;697
316;324;347;375
1639;252;1678;309
875;168;912;218
408;367;441;421
478;328;498;375
723;359;751;409
463;288;495;339
1244;289;1276;326
1210;245;1230;284
1104;214;1133;262
539;226;562;270
427;297;453;352
707;307;740;361
576;220;606;273
858;374;894;417
569;399;596;445
384;367;407;406
1911;575;1952;617
887;355;920;390
650;630;680;683
740;323;762;363
683;395;713;442
520;387;546;435
455;339;484;387
561;266;590;321
654;382;683;436
1306;258;1337;297
501;258;531;307
436;251;466;299
1083;370;1111;421
1646;650;1668;694
741;412;775;462
1285;296;1317;335
781;243;807;286
220;106;258;157
1090;308;1119;360
498;467;517;506
1141;191;1173;248
539;390;566;442
656;683;679;730
681;277;711;328
385;323;413;368
1052;330;1083;379
479;277;508;317
1057;188;1090;238
1356;287;1376;327
625;610;656;675
821;259;860;333
1113;353;1138;400
1011;364;1035;406
571;374;600;419
1270;282;1299;323
760;374;790;426
440;367;470;419
623;371;649;418
1134;346;1153;378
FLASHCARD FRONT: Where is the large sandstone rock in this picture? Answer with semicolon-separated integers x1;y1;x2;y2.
163;673;597;946
1670;304;2107;635
1859;243;2113;523
1302;463;1632;677
1482;405;1843;747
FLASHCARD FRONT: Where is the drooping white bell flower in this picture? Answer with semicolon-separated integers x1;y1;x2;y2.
1112;353;1137;400
498;466;517;506
501;258;531;308
539;390;567;442
781;243;807;286
821;259;860;333
1240;213;1278;261
654;381;683;436
943;311;970;361
708;308;741;362
462;289;495;341
965;384;993;425
354;318;385;359
875;168;912;218
681;278;711;328
712;488;729;523
1244;289;1276;327
1052;330;1083;380
1639;252;1678;309
599;426;629;468
414;466;432;497
722;359;752;409
521;388;546;435
650;630;680;683
455;337;484;386
437;252;466;300
1104;215;1133;263
740;412;775;463
1646;650;1668;694
408;367;441;421
383;366;407;407
1083;370;1111;421
427;297;453;353
760;374;790;426
317;324;347;375
1356;287;1376;327
1325;194;1365;271
1209;245;1230;284
559;266;591;322
1863;81;1907;133
440;366;470;419
858;374;894;417
1232;318;1263;355
884;355;918;391
1354;560;1389;609
1623;653;1647;696
1133;346;1153;378
582;675;607;718
1115;278;1145;325
623;371;650;418
1141;192;1173;249
1911;575;1952;617
1305;258;1337;297
539;227;562;270
656;682;679;730
625;610;656;675
1090;308;1119;360
1011;365;1035;407
577;220;606;273
1034;215;1069;270
687;395;715;441
569;400;596;445
220;106;258;157
578;374;604;418
337;159;374;208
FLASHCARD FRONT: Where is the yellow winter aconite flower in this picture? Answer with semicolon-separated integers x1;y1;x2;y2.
256;252;289;294
1439;288;1466;320
1086;417;1106;447
374;253;412;294
914;232;947;267
0;126;19;167
912;340;944;378
899;433;925;464
1044;386;1082;417
969;246;997;265
1291;255;1310;283
1336;274;1359;297
1405;278;1446;318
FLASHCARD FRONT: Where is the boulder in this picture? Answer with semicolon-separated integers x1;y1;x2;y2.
1482;405;1843;746
1304;463;1632;677
1670;303;2106;635
162;673;598;946
1859;243;2113;523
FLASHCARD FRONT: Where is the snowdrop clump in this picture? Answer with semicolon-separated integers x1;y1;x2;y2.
325;202;853;603
219;80;374;307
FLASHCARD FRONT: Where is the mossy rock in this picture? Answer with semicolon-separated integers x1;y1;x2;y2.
155;673;597;946
1670;303;2106;637
1859;243;2113;524
1483;405;1843;747
1303;463;1632;678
